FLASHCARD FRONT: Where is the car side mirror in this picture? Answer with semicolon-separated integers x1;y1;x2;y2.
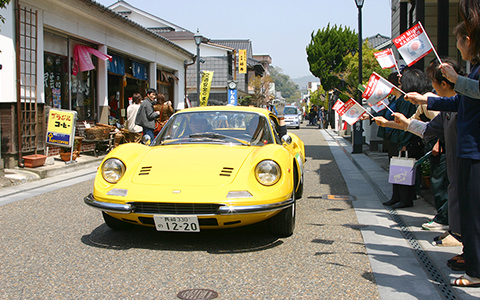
281;134;292;145
142;135;151;145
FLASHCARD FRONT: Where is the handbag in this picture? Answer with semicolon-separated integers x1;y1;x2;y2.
388;151;417;186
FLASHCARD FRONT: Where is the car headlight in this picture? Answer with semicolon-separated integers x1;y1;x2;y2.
255;160;281;186
101;158;126;184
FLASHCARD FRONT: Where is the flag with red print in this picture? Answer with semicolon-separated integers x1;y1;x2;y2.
336;98;366;125
368;98;390;113
393;22;433;66
332;99;344;112
374;48;396;69
362;72;394;105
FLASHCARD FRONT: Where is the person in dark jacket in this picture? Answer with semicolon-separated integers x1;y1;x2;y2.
135;88;159;141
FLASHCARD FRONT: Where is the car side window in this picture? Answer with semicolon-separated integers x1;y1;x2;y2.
270;117;282;144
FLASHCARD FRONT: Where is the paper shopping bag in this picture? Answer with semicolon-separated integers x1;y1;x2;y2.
388;154;417;186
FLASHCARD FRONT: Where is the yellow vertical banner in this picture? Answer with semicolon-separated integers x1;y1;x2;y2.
238;49;247;74
199;71;214;106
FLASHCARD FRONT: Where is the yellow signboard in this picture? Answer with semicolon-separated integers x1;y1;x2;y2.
46;109;77;147
238;49;247;74
199;71;214;106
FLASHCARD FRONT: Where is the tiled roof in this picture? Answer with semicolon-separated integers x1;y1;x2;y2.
365;34;392;50
76;0;194;57
211;40;253;58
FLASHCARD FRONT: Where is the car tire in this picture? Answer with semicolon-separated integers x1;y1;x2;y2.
269;195;296;238
102;212;132;230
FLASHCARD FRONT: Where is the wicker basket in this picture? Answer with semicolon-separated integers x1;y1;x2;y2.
85;126;110;140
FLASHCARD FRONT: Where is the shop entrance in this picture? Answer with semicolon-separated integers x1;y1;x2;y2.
108;73;146;126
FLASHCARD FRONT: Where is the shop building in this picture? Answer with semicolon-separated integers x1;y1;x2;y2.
107;1;268;106
0;0;194;168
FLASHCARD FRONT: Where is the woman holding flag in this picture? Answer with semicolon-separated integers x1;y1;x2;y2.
404;21;480;287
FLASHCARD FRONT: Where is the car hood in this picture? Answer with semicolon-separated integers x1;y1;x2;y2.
131;145;255;187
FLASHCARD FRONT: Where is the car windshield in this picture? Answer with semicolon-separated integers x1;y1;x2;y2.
284;107;298;115
153;111;274;146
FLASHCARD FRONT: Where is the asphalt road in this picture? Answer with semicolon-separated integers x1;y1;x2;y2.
0;125;379;299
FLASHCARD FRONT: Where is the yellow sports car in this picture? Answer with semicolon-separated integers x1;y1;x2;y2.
84;106;305;237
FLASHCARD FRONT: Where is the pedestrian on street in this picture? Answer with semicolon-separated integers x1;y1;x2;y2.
126;92;143;143
318;107;326;129
135;88;160;142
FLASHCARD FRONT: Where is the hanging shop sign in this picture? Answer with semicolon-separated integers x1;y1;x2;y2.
238;49;247;74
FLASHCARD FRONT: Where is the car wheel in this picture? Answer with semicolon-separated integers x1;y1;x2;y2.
269;195;296;237
102;212;132;230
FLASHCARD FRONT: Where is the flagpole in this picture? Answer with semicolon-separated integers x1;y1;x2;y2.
418;21;443;65
394;61;401;74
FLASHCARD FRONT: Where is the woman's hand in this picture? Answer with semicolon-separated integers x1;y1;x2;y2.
372;116;388;127
440;63;459;84
404;92;428;105
360;113;370;121
392;112;409;130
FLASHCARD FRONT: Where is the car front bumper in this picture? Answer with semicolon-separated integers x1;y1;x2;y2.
84;193;294;215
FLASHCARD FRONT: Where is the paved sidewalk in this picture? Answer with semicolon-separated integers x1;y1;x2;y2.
323;129;478;299
0;153;104;189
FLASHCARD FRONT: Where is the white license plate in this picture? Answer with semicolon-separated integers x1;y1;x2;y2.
153;215;200;232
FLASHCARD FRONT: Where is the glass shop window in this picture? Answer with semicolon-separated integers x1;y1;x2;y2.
44;52;68;109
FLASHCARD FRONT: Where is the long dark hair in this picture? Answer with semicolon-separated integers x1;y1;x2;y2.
459;0;480;59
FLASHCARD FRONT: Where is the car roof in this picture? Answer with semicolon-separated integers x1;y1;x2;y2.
177;106;273;117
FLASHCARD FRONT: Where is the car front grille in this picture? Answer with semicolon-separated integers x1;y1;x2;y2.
131;202;223;215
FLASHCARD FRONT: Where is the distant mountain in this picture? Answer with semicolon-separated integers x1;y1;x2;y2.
292;75;319;91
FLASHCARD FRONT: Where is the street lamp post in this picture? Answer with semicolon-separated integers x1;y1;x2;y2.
194;30;203;107
353;0;364;153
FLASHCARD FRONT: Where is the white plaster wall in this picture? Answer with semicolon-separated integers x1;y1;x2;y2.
0;3;16;103
3;0;193;110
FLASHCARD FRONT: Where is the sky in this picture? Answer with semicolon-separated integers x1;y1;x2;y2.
96;0;392;79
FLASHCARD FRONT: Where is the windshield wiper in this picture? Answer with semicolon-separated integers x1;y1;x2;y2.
189;132;250;146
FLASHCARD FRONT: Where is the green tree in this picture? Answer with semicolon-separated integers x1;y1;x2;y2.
0;0;12;25
309;88;327;109
306;24;357;92
270;66;300;103
340;39;391;99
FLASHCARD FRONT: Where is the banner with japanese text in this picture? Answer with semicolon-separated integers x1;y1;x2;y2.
393;22;433;67
238;49;247;74
199;71;214;106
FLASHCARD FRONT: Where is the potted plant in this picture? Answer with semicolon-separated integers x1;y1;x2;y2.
59;137;82;161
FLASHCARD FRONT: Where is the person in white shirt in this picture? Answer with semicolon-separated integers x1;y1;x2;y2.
126;93;143;143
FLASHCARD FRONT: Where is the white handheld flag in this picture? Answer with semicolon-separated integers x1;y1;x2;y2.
332;99;344;112
368;98;390;113
393;22;437;66
374;48;396;69
336;98;366;125
362;72;395;105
